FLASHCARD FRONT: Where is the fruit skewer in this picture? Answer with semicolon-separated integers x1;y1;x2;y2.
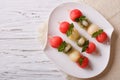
50;36;89;68
59;21;96;54
70;9;108;43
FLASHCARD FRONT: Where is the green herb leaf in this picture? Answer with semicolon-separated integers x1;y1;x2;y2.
99;29;103;33
92;29;103;38
83;40;89;46
75;18;79;22
82;45;88;52
81;40;89;52
79;58;83;65
66;23;74;36
58;41;67;52
79;16;86;22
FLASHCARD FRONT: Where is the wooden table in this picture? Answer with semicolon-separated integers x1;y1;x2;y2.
0;0;120;80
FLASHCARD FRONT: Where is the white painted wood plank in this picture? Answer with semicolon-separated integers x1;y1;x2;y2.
0;0;73;80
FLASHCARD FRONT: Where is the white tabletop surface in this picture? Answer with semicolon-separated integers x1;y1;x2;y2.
0;0;120;80
0;0;70;80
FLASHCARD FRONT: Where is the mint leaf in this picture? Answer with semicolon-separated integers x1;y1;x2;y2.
92;32;99;37
66;23;74;36
58;41;67;52
99;29;103;33
78;58;83;65
79;16;86;22
82;45;88;52
81;40;89;52
75;16;87;22
92;29;103;38
83;40;89;46
75;18;79;22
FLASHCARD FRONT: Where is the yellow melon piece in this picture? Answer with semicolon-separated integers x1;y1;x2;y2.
69;50;80;62
68;28;80;41
87;24;100;35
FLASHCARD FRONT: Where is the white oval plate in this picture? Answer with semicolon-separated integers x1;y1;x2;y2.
44;2;114;78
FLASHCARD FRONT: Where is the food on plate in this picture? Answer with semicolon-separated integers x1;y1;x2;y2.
70;9;108;43
70;9;83;22
89;24;108;43
87;24;100;35
77;37;86;47
68;28;80;41
68;50;80;62
96;32;108;43
63;43;72;53
86;42;96;53
59;21;70;33
50;36;63;48
76;56;89;68
50;36;89;68
60;21;80;41
59;21;96;54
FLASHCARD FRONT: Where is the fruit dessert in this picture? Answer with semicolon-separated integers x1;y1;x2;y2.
59;21;96;54
70;9;108;43
50;36;89;68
